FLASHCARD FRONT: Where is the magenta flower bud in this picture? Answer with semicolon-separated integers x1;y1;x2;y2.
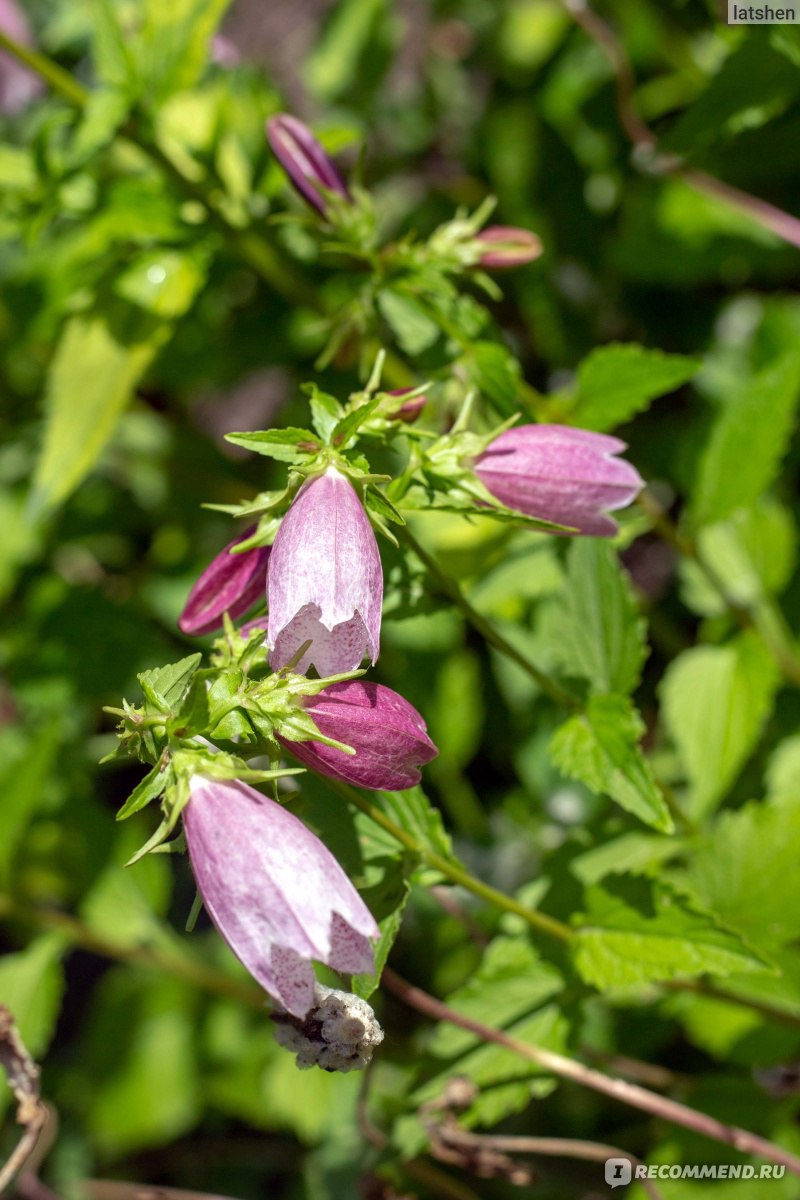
0;0;44;114
473;226;543;269
473;425;643;537
178;528;270;636
280;680;438;791
387;388;427;424
267;467;382;676
184;776;379;1017
266;113;351;215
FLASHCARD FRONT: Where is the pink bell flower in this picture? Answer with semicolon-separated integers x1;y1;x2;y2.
266;113;351;215
183;776;379;1017
178;528;270;636
267;467;383;676
0;0;44;114
473;424;644;537
280;680;438;791
473;226;542;269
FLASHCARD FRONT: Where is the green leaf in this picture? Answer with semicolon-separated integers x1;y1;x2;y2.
0;719;61;888
664;32;800;155
138;0;232;99
427;938;564;1059
115;250;206;318
660;631;779;818
331;394;383;446
466;341;523;418
550;694;672;832
556;540;647;695
573;880;769;991
306;385;345;442
116;760;171;821
90;0;139;91
138;653;202;711
377;289;440;357
566;343;700;432
305;0;386;101
31;308;171;513
225;427;321;463
0;936;65;1059
683;801;800;952
680;498;797;617
571;832;685;887
376;785;455;862
692;347;800;527
352;858;412;1000
81;968;200;1154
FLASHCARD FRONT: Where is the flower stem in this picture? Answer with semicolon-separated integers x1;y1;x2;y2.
382;967;800;1177
397;523;580;711
324;778;573;943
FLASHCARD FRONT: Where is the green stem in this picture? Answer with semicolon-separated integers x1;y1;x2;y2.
397;522;580;710
325;778;573;943
0;31;88;107
0;893;265;1010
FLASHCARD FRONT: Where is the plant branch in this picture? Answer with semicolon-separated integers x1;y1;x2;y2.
0;894;264;1010
322;778;573;943
560;0;800;251
397;522;580;710
382;968;800;1177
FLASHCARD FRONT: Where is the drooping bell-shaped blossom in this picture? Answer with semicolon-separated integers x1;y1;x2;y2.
473;226;542;269
183;776;379;1017
267;467;383;676
178;527;270;636
473;424;644;537
266;113;351;215
280;680;438;791
0;0;45;114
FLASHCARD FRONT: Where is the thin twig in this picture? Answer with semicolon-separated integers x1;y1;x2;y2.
381;968;800;1177
559;0;800;251
429;1123;665;1200
322;778;573;943
0;1006;50;1197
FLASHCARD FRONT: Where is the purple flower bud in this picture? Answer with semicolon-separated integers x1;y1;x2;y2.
178;528;270;636
267;467;383;676
280;680;438;791
266;113;351;215
0;0;44;114
473;226;543;269
183;776;379;1017
473;425;644;537
387;388;427;424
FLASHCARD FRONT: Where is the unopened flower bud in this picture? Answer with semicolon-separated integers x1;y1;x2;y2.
280;679;438;791
473;226;542;269
387;388;427;424
178;528;270;636
266;113;351;215
473;424;643;536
